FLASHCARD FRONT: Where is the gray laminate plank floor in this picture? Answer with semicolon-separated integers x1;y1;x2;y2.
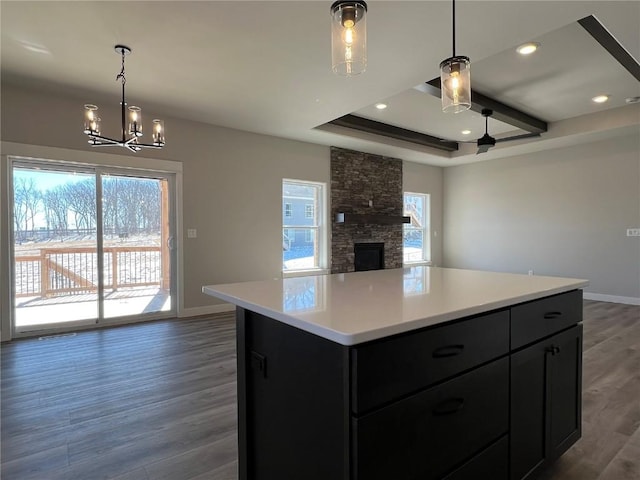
1;300;638;479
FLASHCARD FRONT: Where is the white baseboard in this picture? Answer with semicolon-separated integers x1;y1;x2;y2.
179;303;235;318
583;292;640;306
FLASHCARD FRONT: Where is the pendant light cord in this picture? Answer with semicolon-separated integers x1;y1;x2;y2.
452;0;456;57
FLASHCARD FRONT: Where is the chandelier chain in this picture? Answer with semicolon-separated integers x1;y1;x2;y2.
116;49;126;85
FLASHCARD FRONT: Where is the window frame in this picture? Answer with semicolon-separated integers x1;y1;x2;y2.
282;179;328;276
403;192;431;265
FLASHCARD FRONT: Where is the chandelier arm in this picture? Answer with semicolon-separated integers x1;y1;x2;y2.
127;142;162;149
124;137;161;148
87;134;120;145
90;143;122;148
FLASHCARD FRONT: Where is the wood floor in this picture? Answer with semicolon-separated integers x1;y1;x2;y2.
1;300;638;480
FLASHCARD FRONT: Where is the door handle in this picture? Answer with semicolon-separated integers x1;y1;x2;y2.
167;236;175;250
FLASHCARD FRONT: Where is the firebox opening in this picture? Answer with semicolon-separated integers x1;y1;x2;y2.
354;243;384;271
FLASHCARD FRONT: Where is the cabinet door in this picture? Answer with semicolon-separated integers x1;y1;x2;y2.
548;324;583;460
510;324;583;480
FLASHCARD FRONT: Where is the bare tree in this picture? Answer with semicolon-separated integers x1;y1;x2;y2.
64;179;96;232
13;176;41;235
42;187;69;233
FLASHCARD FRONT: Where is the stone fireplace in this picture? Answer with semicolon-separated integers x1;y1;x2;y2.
331;147;405;274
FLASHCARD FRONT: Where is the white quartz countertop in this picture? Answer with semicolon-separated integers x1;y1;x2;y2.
202;267;588;346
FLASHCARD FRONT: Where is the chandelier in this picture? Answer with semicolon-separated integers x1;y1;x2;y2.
83;45;164;152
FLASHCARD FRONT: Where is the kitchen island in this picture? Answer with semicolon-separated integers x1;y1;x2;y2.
203;266;588;480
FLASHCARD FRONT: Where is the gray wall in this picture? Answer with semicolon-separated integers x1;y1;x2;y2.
443;133;640;301
0;82;445;333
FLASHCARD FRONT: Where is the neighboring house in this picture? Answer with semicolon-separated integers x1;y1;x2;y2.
282;183;316;255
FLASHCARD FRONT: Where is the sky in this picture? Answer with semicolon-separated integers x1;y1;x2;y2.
14;167;91;192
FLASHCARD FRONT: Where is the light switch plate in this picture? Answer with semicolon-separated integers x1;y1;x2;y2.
187;228;197;238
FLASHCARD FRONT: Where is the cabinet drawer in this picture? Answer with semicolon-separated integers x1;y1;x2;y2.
352;357;509;480
442;435;508;480
511;290;582;349
351;310;509;414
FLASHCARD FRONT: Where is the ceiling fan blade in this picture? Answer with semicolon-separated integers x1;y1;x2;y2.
439;138;476;143
496;133;541;143
476;144;493;154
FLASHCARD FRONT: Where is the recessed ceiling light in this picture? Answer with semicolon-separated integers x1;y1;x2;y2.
375;103;388;110
592;94;610;104
625;96;640;104
516;42;540;55
461;129;472;135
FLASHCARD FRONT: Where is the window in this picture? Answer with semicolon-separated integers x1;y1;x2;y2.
283;179;326;272
403;192;430;264
305;204;314;218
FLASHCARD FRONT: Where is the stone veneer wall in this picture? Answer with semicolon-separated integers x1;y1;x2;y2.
331;147;404;274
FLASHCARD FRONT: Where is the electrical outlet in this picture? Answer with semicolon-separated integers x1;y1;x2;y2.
627;228;640;237
528;270;534;276
187;228;197;238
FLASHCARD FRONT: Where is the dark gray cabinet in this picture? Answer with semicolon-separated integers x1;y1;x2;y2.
236;290;583;480
510;324;583;480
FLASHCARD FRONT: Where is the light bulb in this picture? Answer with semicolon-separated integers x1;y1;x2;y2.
344;26;354;45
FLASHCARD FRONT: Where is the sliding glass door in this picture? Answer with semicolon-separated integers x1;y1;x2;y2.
11;160;176;334
101;173;173;319
13;166;100;328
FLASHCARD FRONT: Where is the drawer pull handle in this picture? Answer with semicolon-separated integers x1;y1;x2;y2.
543;311;563;319
433;397;465;415
432;344;465;358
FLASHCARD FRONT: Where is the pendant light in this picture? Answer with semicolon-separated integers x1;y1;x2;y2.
330;1;367;76
440;0;471;113
83;45;165;152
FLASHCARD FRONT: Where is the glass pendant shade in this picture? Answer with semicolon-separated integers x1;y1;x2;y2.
152;119;165;146
330;1;367;76
440;56;471;113
84;104;100;134
128;106;143;136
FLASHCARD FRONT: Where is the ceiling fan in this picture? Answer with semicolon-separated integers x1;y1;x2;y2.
454;109;541;154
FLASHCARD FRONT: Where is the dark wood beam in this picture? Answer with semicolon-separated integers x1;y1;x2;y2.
578;15;640;82
423;79;548;134
328;114;459;152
